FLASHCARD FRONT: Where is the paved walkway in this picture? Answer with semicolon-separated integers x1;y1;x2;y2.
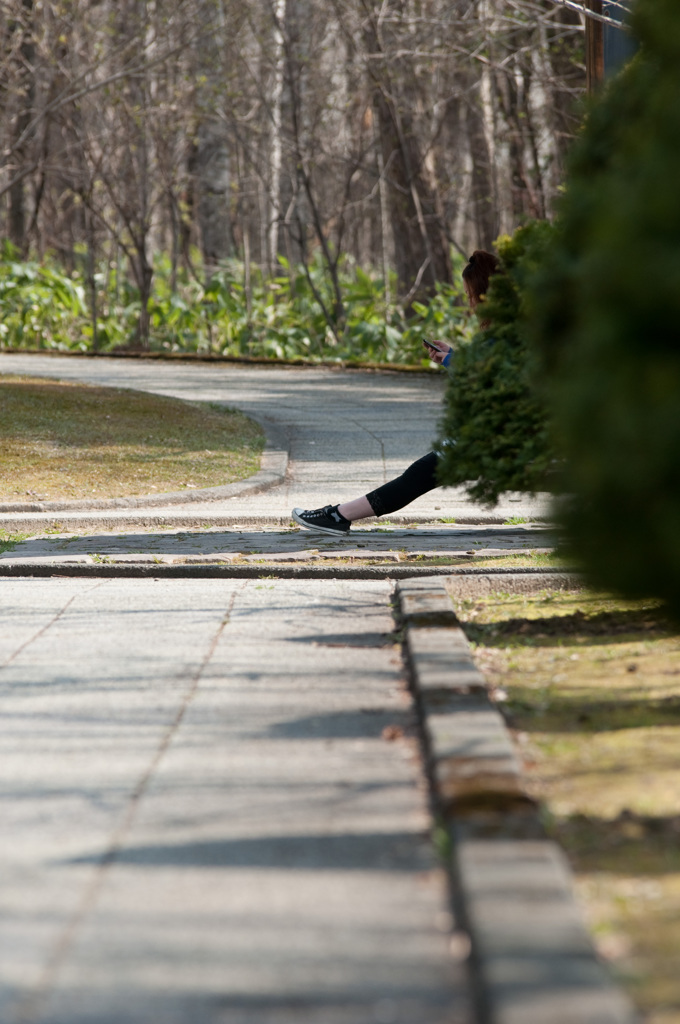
0;523;555;576
0;356;480;1023
1;576;471;1024
0;355;630;1024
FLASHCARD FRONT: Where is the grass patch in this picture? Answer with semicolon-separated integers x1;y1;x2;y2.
0;375;264;500
0;529;27;552
449;588;680;1023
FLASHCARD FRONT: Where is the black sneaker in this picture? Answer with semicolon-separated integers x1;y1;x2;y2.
292;504;351;536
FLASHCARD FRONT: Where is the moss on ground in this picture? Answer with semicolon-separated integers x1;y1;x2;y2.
450;589;680;1024
0;375;264;500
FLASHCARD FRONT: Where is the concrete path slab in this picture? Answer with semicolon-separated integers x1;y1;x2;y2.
0;577;471;1024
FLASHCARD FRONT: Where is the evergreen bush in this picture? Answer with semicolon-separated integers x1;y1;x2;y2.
530;0;680;611
437;221;555;504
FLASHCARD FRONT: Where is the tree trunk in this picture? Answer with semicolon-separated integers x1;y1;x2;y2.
8;0;35;255
131;247;153;350
465;90;499;251
269;0;287;271
196;121;232;273
364;11;451;307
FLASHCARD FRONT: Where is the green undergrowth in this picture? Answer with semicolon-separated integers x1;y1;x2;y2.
0;244;474;364
0;375;264;501
450;588;680;1023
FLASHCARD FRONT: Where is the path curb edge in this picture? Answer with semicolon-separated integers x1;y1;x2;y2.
397;577;638;1024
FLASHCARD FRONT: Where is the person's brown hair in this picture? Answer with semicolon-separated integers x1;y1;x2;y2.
462;250;500;308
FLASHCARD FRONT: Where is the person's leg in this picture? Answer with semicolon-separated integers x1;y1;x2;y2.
292;452;441;535
338;452;439;521
336;495;373;521
360;450;440;518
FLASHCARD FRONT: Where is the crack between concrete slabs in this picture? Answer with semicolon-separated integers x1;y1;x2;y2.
0;579;107;669
344;415;388;484
9;587;242;1024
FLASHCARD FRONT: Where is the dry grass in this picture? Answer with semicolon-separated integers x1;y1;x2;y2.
450;589;680;1024
398;550;563;568
0;375;264;500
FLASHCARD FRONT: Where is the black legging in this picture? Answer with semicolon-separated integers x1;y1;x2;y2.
366;451;440;517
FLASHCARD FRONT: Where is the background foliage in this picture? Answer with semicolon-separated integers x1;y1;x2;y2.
0;242;473;365
0;0;583;347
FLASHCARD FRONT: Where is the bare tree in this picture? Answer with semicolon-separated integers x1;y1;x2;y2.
0;0;586;330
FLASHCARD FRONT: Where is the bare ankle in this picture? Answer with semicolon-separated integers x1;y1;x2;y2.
337;496;374;522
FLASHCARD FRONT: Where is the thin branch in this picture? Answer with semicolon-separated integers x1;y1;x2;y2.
401;257;431;309
1;12;206;171
540;0;633;29
0;161;39;201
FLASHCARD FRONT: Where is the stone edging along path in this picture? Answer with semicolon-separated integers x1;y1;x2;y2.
397;577;637;1024
0;563;579;586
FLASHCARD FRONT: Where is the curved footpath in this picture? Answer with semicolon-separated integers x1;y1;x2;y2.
0;352;555;578
0;351;545;526
0;354;634;1024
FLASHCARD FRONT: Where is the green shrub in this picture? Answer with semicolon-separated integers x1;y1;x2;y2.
530;0;680;612
437;221;555;504
0;242;89;349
